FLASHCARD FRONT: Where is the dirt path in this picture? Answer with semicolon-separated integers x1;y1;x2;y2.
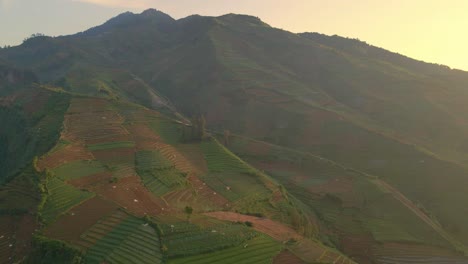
374;179;467;254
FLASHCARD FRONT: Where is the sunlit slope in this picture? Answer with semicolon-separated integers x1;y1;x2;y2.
1;92;356;263
219;134;468;263
2;8;468;260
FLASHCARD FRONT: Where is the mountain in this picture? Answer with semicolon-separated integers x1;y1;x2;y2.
1;8;468;263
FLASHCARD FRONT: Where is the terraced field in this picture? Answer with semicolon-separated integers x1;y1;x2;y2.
51;160;107;181
159;221;257;258
201;140;256;174
168;234;282;264
372;242;468;264
83;214;163;264
37;143;94;170
41;177;95;223
136;150;187;196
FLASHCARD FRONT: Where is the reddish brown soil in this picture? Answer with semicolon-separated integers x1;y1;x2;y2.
0;217;15;264
0;215;37;264
126;123;161;151
245;140;272;156
92;176;170;217
37;143;94;171
372;242;461;257
205;211;301;242
175;143;209;174
164;174;229;211
76;210;129;249
290;239;354;264
44;196;119;244
340;234;374;264
91;148;135;165
63;98;129;143
67;172;113;189
273;250;307;264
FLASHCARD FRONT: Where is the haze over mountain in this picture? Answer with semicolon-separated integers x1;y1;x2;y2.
1;9;468;264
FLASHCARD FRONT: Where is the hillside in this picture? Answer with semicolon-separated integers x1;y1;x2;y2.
1;8;468;263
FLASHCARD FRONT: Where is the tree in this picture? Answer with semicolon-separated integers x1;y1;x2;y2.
184;206;193;222
181;115;207;142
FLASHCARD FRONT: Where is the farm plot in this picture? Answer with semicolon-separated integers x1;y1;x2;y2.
204;212;301;242
372;242;468;264
136;150;187;196
273;250;307;264
37;143;94;171
93;175;169;217
200;172;270;202
168;234;282;264
43;196;119;245
63;99;129;144
51;160;107;181
148;119;181;145
290;239;356;264
163;174;230;211
91;147;136;179
41;178;95;224
84;215;163;264
126;123;162;151
87;141;135;151
0;217;15;263
159;222;257;258
201;140;256;174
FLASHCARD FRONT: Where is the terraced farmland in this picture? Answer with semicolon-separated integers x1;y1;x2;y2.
201;140;256;174
148;119;181;145
87;141;135;151
136;150;187;196
202;172;271;202
168;235;282;264
41;178;95;224
159;221;257;258
51;160;107;181
84;214;163;264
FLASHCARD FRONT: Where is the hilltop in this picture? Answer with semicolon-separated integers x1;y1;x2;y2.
1;9;468;263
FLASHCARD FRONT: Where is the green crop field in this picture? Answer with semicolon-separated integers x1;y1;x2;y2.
200;172;270;203
159;222;257;258
168;234;282;264
51;160;107;180
87;141;135;151
201;140;256;174
136;150;174;171
85;216;163;264
41;178;95;223
136;150;186;196
148;119;181;145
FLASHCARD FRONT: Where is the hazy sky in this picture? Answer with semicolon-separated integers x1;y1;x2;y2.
1;0;467;71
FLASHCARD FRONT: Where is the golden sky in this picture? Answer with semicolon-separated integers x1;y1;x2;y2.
1;0;467;71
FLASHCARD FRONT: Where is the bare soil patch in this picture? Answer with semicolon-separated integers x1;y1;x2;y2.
93;175;170;217
67;172;113;189
273;250;307;264
38;143;94;171
43;196;119;244
205;211;301;242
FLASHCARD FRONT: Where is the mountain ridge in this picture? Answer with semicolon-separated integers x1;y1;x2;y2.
1;9;468;263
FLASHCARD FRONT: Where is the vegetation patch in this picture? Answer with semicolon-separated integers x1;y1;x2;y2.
51;160;107;181
136;150;186;196
40;178;94;224
84;215;163;264
168;234;282;264
159;221;257;259
87;141;135;151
